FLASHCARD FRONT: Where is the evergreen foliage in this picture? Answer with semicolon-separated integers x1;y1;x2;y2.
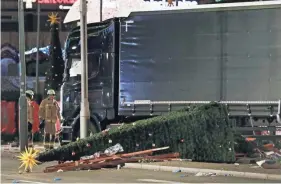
44;15;64;93
234;133;255;155
37;103;235;163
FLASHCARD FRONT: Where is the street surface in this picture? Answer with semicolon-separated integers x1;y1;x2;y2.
1;151;279;183
147;160;281;175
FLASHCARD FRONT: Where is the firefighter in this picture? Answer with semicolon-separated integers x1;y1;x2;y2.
26;90;40;146
39;89;60;150
168;0;174;6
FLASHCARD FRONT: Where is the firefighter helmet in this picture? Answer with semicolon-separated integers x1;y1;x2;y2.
26;90;34;96
47;89;56;95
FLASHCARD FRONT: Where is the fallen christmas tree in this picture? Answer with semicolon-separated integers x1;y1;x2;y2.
37;103;235;163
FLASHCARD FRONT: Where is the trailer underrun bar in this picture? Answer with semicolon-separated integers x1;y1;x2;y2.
120;100;281;124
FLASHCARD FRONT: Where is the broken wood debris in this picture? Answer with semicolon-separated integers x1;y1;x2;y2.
47;146;169;171
44;146;179;173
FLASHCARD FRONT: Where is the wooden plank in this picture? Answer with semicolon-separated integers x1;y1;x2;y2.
53;158;155;172
45;154;178;173
44;152;179;173
45;146;170;171
45;157;136;173
142;153;179;160
118;146;170;157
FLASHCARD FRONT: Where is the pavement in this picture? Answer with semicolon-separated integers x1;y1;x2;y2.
143;160;281;175
1;151;280;183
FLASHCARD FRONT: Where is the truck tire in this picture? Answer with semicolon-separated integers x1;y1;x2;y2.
72;115;101;140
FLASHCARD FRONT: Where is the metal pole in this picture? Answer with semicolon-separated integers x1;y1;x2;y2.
35;3;40;94
80;0;89;138
18;0;28;151
100;0;102;22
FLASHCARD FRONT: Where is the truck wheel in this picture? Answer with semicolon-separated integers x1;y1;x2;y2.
73;117;101;140
88;119;100;136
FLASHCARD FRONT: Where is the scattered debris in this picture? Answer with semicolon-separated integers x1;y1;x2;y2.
180;174;188;177
261;160;281;169
224;174;233;177
44;146;178;173
208;173;217;177
245;137;256;142
256;160;266;167
175;159;192;162
250;165;261;169
104;143;124;156
263;143;275;151
254;145;281;169
240;137;281;169
195;172;216;177
265;151;275;156
81;152;101;160
53;178;61;181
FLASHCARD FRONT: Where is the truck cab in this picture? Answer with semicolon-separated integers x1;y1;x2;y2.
60;19;120;142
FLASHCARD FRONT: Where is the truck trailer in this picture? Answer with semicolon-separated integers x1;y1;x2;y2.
60;1;281;143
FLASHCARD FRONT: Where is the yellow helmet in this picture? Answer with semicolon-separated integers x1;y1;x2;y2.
47;89;56;95
26;90;34;96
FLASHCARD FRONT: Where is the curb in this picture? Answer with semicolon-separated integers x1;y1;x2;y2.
124;163;281;181
1;147;45;153
1;145;57;153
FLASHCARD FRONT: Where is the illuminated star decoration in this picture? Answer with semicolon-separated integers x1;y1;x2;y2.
47;12;60;25
17;148;40;172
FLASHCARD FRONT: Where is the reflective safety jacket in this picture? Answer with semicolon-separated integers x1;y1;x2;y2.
39;98;61;123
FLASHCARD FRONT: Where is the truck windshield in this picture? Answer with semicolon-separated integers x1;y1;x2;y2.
64;20;114;82
69;57;81;77
69;53;100;79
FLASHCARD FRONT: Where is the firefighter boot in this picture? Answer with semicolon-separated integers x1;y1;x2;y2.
49;135;55;149
28;132;33;147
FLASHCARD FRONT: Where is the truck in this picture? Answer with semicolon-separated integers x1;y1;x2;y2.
60;1;281;144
